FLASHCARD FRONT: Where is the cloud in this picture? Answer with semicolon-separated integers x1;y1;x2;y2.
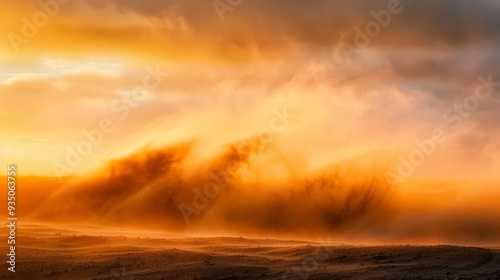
2;0;499;63
94;0;500;50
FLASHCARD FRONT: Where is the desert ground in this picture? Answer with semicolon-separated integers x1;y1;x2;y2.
1;222;499;280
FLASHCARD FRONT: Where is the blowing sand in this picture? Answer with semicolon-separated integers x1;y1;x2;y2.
1;222;499;280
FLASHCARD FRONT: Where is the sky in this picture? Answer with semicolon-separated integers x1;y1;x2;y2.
1;0;500;242
1;0;499;179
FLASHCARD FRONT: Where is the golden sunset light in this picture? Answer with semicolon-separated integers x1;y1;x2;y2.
1;1;500;279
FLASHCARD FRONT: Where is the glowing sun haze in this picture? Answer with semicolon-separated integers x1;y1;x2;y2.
1;0;500;244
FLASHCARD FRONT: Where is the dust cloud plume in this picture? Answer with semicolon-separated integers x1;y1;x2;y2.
31;134;500;245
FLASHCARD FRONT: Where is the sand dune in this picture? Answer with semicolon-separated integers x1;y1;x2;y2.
2;222;499;280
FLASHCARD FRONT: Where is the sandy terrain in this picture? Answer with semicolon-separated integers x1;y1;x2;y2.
1;223;499;280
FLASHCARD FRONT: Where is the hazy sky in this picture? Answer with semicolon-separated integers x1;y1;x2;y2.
1;0;500;181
